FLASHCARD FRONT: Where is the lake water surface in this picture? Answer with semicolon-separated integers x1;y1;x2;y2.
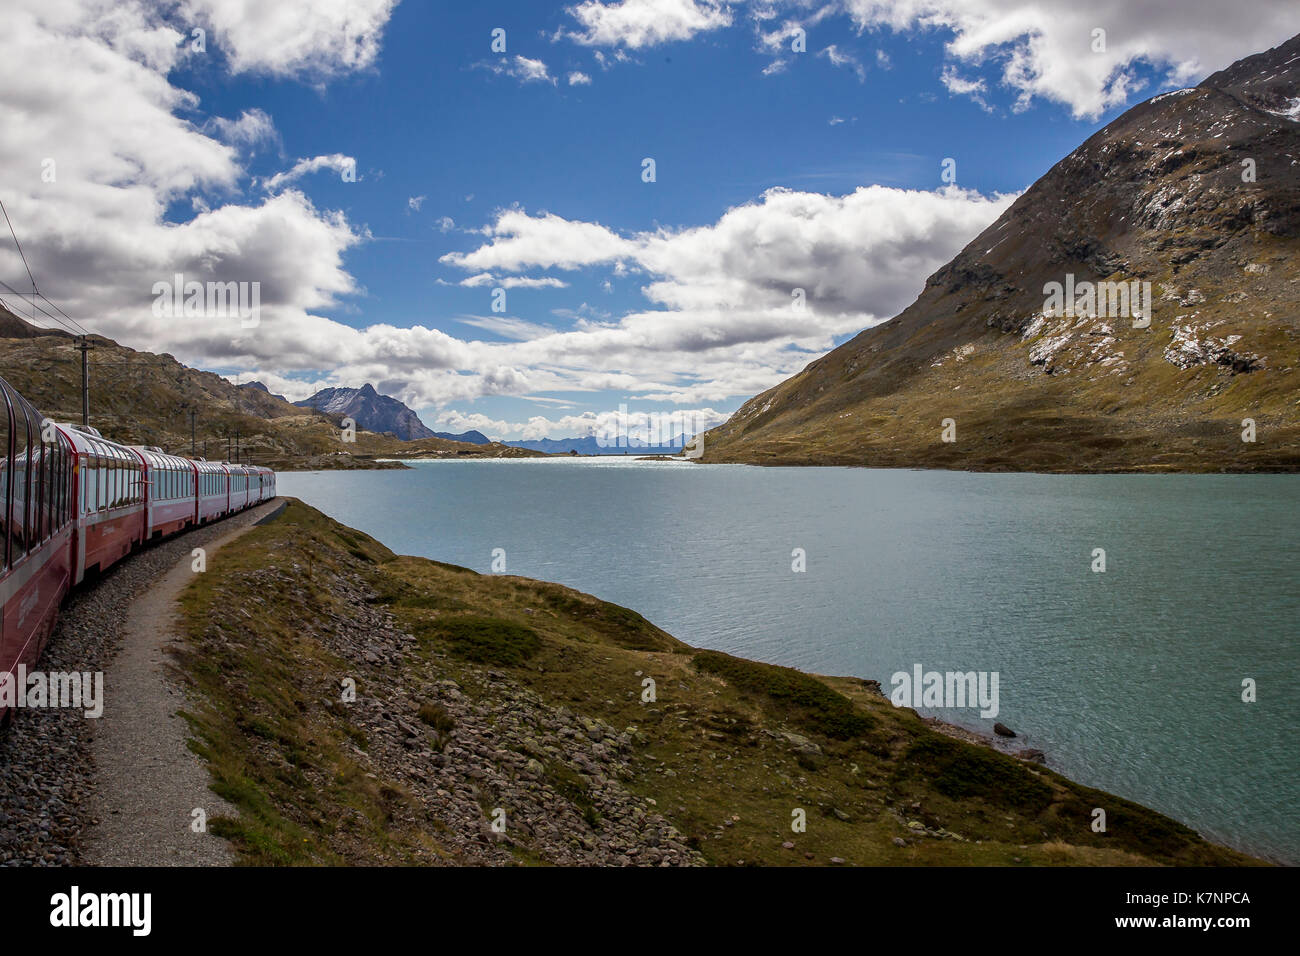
279;459;1299;863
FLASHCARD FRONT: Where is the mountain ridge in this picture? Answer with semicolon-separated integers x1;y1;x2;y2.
700;33;1300;472
294;384;439;441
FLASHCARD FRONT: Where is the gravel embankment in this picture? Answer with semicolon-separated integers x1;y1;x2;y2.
0;506;275;866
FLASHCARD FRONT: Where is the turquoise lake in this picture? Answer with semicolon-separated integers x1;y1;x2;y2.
279;458;1300;864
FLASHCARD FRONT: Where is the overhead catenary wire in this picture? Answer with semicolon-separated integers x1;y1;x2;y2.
0;198;91;338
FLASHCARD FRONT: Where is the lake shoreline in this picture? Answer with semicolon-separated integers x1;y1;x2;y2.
172;495;1273;866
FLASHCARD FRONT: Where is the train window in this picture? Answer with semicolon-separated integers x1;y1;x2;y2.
45;440;53;536
41;436;52;540
29;421;42;544
0;390;9;569
14;409;29;555
58;445;65;526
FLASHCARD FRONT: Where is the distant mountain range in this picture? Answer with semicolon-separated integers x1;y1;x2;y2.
434;429;490;444
504;435;693;455
701;33;1300;472
294;384;437;441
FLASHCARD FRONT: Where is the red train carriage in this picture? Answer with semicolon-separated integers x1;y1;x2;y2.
196;458;230;523
0;372;276;724
227;463;252;511
131;447;198;540
0;380;76;718
59;427;146;585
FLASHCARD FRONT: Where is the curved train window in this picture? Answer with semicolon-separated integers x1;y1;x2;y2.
41;431;52;540
43;431;54;539
28;414;42;545
14;408;29;555
0;388;9;569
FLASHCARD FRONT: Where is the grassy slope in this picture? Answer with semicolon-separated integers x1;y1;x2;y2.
173;499;1261;866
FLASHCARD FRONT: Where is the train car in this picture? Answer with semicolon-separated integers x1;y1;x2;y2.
59;426;146;585
250;465;275;504
227;463;252;511
0;379;77;717
1;370;276;724
132;447;200;541
195;459;230;523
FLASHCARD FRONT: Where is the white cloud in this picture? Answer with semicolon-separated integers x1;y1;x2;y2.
433;407;731;442
560;0;734;49
206;108;278;150
568;71;593;85
407;195;426;212
457;315;557;341
458;274;570;289
180;0;398;79
941;65;992;112
819;43;866;81
436;216;456;233
262;154;357;191
481;55;557;85
419;185;1017;407
440;211;636;272
837;0;1300;119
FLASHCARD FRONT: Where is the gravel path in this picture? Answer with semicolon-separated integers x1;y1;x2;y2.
0;502;280;866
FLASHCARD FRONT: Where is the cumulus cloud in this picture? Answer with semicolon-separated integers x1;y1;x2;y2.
206;108;278;150
0;0;368;376
837;0;1300;119
719;1;1300;118
441;211;636;272
180;0;399;79
560;0;734;49
408;195;426;212
568;71;593;85
262;154;358;191
417;185;1017;406
432;407;732;442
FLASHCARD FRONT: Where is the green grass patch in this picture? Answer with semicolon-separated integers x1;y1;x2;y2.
692;649;873;740
417;615;542;666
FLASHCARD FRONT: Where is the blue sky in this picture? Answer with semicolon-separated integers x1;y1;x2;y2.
3;1;1297;439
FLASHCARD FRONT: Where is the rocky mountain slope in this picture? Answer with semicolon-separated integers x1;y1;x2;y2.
0;306;541;468
702;34;1300;472
296;384;437;441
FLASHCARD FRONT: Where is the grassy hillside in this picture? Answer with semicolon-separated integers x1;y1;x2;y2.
172;499;1261;866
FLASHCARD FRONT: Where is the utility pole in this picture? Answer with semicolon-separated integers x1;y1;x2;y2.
76;336;93;427
190;408;197;456
234;429;240;463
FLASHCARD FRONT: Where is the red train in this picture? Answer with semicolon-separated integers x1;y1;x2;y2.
0;375;275;722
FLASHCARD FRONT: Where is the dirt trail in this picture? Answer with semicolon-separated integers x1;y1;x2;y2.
80;500;283;866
